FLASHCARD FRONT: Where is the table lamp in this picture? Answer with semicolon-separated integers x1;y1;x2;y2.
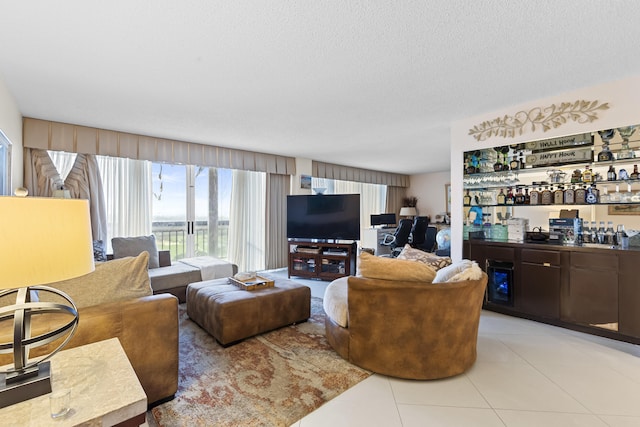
0;196;94;408
399;207;417;218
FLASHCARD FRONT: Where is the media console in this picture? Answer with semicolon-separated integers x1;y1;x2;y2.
288;241;357;281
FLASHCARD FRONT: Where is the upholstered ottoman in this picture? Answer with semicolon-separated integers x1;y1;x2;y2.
186;276;311;346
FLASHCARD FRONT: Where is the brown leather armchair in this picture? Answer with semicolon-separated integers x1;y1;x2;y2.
324;273;488;379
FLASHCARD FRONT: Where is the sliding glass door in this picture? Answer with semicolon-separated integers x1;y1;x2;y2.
152;163;231;261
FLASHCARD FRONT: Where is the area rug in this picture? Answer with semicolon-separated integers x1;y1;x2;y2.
151;297;371;427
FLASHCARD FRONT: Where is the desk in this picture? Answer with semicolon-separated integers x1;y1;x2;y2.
0;338;147;426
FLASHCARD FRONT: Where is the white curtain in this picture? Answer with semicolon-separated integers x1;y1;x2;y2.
312;178;387;228
228;170;266;272
96;156;152;252
49;151;152;252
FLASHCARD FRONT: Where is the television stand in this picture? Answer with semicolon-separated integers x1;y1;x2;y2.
288;241;357;281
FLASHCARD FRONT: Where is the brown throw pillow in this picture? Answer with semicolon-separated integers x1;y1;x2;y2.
359;252;436;282
397;244;452;270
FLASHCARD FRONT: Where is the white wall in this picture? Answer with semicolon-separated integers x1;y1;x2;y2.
408;171;450;220
450;74;640;260
0;77;23;192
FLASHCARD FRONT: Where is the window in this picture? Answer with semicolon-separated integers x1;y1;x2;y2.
0;130;11;195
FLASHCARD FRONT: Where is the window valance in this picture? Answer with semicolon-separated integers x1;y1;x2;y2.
23;118;296;175
312;161;409;187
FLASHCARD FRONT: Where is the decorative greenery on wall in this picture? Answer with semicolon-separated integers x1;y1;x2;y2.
468;100;609;141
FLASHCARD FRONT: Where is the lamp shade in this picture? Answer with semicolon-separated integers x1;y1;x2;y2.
0;197;95;289
399;207;417;217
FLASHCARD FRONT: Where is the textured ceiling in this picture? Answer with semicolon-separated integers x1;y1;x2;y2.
1;1;640;175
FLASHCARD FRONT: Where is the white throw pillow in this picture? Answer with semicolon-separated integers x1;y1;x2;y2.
432;259;474;283
323;276;349;328
446;261;483;282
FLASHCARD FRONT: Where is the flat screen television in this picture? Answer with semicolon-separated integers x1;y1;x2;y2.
370;213;396;227
287;194;361;241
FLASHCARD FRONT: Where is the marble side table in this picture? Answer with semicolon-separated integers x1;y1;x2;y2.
0;338;147;426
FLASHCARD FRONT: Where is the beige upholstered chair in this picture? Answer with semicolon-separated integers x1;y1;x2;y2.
324;273;488;379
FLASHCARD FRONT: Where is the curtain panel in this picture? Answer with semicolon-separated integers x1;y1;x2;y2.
385;186;407;219
265;173;290;269
23;118;296;175
24;148;108;242
312;161;409;187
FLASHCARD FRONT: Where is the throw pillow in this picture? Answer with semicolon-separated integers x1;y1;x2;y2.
433;259;476;283
447;261;484;282
43;251;152;309
396;244;452;270
112;235;160;269
322;276;349;328
359;252;436;282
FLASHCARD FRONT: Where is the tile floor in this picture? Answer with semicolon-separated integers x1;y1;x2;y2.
278;271;640;427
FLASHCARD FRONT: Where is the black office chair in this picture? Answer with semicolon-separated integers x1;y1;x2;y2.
381;218;413;257
416;226;438;253
409;216;429;247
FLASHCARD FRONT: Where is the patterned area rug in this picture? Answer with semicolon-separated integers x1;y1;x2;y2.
151;297;371;426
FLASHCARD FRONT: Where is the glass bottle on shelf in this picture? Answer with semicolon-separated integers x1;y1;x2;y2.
463;189;472;206
524;188;531;205
509;154;519;170
505;187;515;205
571;169;582;183
598;143;614;162
564;185;575;204
515;186;526;204
519;153;526;169
590;221;598;244
605;221;615;245
541;186;553;205
596;221;606;244
610;184;621;203
553;186;564;204
631;165;639;180
599;186;609;203
586;185;599;204
582;220;591;244
529;187;540;205
607;165;617;181
574;185;587;204
582;165;594;184
496;188;506;205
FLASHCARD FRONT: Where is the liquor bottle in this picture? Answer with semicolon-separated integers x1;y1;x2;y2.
631;165;639;180
506;187;515;205
590;221;598;244
493;152;503;172
597;221;606;244
514;187;526;204
607;165;617;181
541;186;553;205
564;185;575;204
598;144;614;162
582;165;593;183
524;188;531;205
519;153;526;170
463;190;472;206
509;153;519;170
581;220;591;244
605;221;615;245
574;185;587;204
496;188;506;205
553;186;564;204
529;187;540;205
586;185;599;204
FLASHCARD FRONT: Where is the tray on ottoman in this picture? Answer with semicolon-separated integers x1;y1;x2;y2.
228;275;274;291
186;276;311;346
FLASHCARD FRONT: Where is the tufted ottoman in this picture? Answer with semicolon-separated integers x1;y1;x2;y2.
186;276;311;346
